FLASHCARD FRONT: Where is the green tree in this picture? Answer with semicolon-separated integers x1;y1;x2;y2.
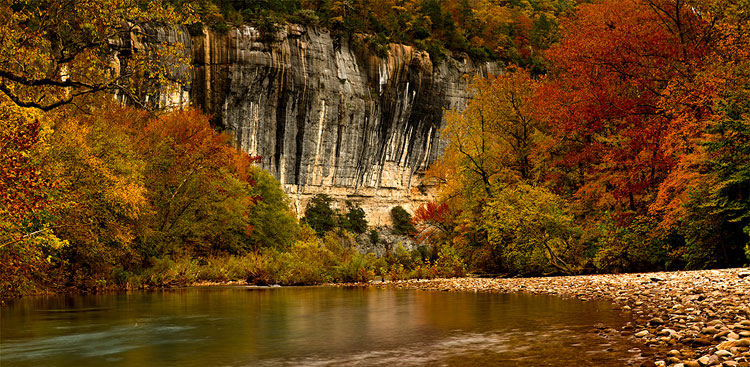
303;194;338;236
246;167;301;250
483;184;578;275
340;201;368;234
390;206;416;235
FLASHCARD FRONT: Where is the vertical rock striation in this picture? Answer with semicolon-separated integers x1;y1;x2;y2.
159;24;499;224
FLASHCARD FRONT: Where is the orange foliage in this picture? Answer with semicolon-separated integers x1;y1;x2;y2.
540;0;715;214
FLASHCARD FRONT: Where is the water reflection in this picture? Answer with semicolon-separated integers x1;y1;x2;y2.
1;287;640;366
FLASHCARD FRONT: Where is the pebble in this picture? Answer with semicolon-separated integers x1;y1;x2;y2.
715;350;733;357
703;327;721;335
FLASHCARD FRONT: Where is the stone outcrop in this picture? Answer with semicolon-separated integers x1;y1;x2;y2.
151;24;500;224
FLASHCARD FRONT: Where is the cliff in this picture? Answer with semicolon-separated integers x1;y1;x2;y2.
147;24;499;224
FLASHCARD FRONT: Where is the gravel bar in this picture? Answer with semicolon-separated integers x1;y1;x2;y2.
375;268;750;367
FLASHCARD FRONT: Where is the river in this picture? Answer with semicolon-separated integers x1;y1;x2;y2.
0;286;644;366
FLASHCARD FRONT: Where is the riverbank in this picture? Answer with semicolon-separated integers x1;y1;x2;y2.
376;268;750;367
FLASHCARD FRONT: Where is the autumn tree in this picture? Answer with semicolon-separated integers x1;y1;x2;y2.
128;108;263;258
0;100;65;297
651;0;750;267
0;0;193;111
540;0;718;216
427;67;562;273
41;107;149;285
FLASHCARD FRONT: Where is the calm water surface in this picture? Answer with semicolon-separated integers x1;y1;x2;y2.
1;286;642;366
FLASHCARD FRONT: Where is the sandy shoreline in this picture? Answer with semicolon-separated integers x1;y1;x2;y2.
375;268;750;367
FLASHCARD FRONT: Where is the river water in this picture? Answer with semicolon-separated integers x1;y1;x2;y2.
1;286;644;366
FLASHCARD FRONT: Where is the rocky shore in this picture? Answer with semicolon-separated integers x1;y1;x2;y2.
376;268;750;367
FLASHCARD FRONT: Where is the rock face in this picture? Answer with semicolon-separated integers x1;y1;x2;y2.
155;24;499;224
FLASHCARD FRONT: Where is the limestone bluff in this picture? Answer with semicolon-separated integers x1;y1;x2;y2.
137;23;499;225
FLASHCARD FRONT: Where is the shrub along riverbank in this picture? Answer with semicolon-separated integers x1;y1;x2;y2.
126;230;466;289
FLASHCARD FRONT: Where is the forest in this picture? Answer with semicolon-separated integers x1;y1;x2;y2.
417;0;750;275
183;0;570;73
1;0;749;299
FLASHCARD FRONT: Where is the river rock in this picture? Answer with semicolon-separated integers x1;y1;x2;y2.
669;357;683;364
715;350;733;358
636;330;650;337
704;327;721;335
692;338;715;346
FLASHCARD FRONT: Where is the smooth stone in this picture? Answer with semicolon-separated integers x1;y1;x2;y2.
715;350;733;357
721;361;737;367
636;330;650;337
683;361;700;367
697;356;710;365
716;330;732;338
718;340;739;350
704;327;721;335
651;317;666;325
